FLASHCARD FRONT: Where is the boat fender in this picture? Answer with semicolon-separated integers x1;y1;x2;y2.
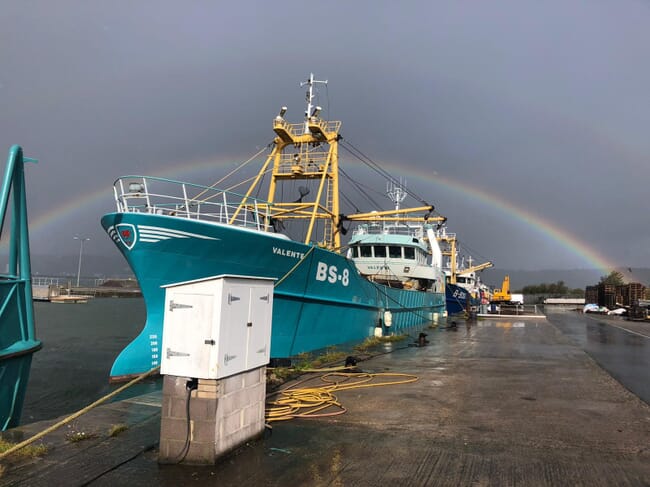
384;310;393;327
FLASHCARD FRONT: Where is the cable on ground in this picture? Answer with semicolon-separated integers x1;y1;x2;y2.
265;371;418;423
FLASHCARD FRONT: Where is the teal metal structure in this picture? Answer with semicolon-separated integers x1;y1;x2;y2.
0;145;41;431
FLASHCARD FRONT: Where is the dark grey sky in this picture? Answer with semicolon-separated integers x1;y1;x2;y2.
1;0;648;273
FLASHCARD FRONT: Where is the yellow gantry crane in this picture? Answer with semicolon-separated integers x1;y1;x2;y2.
437;231;492;284
232;73;445;252
492;275;511;303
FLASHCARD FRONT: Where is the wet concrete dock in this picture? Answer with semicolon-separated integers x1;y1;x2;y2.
1;313;649;486
549;310;650;404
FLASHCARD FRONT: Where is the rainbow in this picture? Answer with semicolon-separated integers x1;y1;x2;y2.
382;165;616;274
13;153;615;273
11;156;228;249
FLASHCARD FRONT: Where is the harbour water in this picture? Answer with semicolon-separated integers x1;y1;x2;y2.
18;301;649;427
21;298;159;424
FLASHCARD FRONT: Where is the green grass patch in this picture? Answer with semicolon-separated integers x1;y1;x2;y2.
65;429;97;443
267;347;349;386
108;424;128;437
311;348;347;368
353;334;407;352
288;347;347;369
292;352;314;370
0;438;48;458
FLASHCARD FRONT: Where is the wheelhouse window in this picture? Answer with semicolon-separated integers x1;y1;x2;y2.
374;245;387;258
360;245;372;257
404;247;415;260
389;246;402;258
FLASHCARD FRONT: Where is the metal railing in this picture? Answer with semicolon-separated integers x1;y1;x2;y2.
277;151;330;175
479;304;544;316
272;119;341;136
112;176;273;231
32;277;61;286
352;223;426;238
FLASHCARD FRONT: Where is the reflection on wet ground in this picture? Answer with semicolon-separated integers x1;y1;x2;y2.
5;312;650;485
545;309;649;404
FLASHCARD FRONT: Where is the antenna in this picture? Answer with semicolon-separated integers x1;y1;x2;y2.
300;73;328;132
387;179;407;212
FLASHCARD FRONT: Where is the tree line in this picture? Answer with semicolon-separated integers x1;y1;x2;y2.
598;271;624;286
516;281;584;297
515;272;626;297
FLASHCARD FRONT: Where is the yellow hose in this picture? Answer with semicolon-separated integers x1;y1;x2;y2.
2;365;416;455
265;372;418;422
268;365;357;374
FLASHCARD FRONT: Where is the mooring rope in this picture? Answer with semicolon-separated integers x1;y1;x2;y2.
0;367;160;460
274;246;316;288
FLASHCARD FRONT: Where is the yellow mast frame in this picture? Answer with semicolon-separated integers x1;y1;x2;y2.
437;232;458;284
231;73;446;253
437;231;492;283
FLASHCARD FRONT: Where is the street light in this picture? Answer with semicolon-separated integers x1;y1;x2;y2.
73;236;90;287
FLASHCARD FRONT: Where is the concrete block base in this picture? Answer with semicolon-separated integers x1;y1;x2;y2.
159;367;266;465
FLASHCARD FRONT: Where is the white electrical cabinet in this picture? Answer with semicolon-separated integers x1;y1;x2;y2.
160;275;275;379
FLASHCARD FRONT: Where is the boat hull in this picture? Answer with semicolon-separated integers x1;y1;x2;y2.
445;283;473;315
102;212;446;379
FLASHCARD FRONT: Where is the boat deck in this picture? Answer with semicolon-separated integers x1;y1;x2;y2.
1;315;648;486
48;296;93;304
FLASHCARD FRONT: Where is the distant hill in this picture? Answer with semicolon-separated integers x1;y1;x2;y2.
481;268;650;291
19;253;650;292
29;253;134;280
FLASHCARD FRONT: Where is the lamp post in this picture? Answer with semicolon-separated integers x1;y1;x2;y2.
73;236;90;288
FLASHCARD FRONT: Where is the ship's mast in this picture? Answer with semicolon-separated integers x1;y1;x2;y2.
301;73;328;133
387;181;407;212
253;73;343;250
233;74;446;252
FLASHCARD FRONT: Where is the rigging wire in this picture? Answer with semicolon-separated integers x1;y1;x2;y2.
348;177;396;201
254;169;266;200
340;139;431;207
454;237;492;266
191;142;274;202
338;167;382;210
339;190;361;214
219;167;274;195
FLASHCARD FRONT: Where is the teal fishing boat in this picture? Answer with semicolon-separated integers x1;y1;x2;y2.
102;75;447;381
0;145;41;430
